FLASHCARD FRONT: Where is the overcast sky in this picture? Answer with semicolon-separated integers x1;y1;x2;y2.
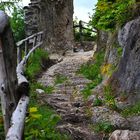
74;0;97;21
22;0;97;22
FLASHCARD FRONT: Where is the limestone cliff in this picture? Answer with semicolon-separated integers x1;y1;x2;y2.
111;16;140;104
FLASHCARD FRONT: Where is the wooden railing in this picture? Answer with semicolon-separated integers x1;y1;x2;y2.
16;31;43;64
73;20;97;44
0;10;44;140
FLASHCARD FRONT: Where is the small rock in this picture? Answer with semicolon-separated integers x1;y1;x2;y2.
109;130;140;140
109;114;130;129
36;89;45;94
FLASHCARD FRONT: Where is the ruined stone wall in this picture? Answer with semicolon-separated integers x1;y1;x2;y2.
24;0;74;54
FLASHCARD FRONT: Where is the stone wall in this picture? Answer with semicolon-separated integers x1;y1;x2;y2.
24;0;74;54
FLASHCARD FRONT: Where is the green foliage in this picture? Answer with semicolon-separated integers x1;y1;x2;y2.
117;47;123;57
10;7;25;42
25;49;49;80
78;51;104;80
25;82;69;139
0;1;25;42
25;105;68;140
93;121;114;133
45;86;54;94
54;74;68;85
91;0;135;31
121;101;140;117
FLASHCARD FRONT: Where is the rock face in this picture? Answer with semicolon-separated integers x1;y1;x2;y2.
96;30;108;52
24;0;74;54
111;17;140;104
104;31;121;66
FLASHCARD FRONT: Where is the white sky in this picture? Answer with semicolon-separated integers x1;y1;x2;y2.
22;0;97;22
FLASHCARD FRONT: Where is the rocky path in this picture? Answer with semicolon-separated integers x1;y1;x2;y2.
37;51;102;139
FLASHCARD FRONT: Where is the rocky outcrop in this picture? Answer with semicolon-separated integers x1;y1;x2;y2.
24;0;74;54
111;17;140;104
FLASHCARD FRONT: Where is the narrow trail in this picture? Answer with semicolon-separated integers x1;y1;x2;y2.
37;51;102;140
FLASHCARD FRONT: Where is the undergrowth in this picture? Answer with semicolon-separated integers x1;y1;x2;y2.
25;86;69;140
25;49;49;80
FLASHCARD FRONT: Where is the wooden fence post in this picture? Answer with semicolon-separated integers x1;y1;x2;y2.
0;11;18;134
17;47;22;64
79;20;83;46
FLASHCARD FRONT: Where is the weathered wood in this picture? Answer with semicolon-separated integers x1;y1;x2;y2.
0;11;18;134
6;95;29;140
16;41;43;93
17;47;22;64
16;31;43;47
79;20;83;45
24;40;28;56
5;41;43;139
